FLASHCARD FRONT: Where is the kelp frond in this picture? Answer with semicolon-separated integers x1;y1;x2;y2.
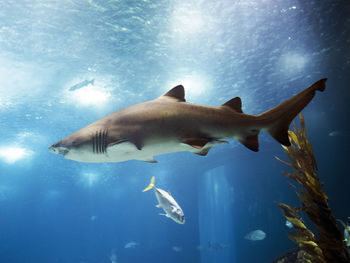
276;114;350;263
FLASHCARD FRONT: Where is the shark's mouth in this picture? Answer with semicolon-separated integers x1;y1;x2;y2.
49;145;69;156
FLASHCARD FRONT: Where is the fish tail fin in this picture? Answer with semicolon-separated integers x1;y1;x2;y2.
142;176;155;192
258;78;327;146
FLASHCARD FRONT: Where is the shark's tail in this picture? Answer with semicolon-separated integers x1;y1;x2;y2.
259;78;327;146
143;176;155;192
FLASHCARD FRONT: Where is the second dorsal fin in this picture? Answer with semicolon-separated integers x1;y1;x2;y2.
161;85;186;102
221;97;243;113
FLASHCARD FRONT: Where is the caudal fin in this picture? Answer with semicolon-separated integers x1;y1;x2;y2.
259;78;327;146
142;176;155;192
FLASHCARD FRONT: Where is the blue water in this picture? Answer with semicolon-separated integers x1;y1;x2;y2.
0;1;349;262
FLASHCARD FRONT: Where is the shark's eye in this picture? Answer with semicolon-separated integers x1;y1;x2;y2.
71;139;81;146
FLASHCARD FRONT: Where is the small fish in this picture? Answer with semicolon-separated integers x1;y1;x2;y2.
208;242;230;250
329;131;350;137
285;220;293;229
109;249;117;263
90;215;97;221
69;79;95;91
337;219;350;246
196;245;204;251
143;176;185;224
124;241;138;249
244;229;266;241
172;246;182;252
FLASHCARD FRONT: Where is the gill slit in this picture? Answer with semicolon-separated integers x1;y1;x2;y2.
93;129;108;154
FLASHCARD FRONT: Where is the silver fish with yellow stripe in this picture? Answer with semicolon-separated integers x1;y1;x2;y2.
143;176;185;224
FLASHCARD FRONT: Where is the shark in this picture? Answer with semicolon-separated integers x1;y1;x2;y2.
49;78;327;163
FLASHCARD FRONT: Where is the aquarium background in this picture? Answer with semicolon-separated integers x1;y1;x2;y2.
0;0;349;262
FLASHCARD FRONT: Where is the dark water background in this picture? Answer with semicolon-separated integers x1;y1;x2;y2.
0;1;349;262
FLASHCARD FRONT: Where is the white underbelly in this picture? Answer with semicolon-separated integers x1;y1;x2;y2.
65;139;195;163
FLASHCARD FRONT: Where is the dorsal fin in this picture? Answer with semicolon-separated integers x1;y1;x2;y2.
221;97;243;113
161;85;186;102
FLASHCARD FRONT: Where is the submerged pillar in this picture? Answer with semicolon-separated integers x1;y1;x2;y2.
198;165;235;263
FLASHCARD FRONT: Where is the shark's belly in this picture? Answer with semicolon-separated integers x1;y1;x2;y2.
65;138;193;163
106;138;193;162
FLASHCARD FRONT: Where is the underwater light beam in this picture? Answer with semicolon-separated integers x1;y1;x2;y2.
81;172;99;187
280;52;308;73
0;146;33;163
69;84;111;107
171;5;204;36
166;73;211;101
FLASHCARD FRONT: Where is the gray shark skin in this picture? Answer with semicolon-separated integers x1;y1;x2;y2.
49;78;327;163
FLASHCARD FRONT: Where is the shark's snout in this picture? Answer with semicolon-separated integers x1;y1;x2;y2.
49;142;69;156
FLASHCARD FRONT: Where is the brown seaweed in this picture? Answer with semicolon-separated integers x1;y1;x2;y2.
272;248;313;263
275;114;350;263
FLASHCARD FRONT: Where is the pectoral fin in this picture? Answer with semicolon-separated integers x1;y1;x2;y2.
159;213;170;217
